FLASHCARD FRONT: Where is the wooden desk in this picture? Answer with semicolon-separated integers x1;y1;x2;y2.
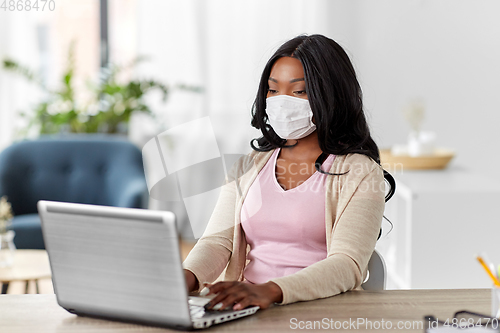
0;250;51;294
0;289;491;332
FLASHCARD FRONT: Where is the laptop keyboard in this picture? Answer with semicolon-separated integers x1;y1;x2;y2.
189;304;206;320
188;296;214;319
188;297;260;329
188;297;234;320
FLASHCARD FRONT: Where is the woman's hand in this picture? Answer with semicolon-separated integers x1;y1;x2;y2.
204;281;283;311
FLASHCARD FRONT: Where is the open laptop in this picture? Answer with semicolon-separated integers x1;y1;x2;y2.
38;200;259;330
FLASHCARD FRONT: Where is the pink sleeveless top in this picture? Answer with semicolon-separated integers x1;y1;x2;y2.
240;148;335;284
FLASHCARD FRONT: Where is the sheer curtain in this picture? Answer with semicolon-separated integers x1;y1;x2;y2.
0;11;45;149
0;1;100;149
134;0;356;153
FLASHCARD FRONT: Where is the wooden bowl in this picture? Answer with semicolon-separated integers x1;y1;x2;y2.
380;148;455;170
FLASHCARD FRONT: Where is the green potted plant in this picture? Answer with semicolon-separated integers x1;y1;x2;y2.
2;44;177;135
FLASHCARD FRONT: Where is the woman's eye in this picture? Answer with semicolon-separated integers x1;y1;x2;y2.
267;89;278;94
294;90;307;95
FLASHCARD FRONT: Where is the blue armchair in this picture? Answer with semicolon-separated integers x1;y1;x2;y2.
0;136;148;249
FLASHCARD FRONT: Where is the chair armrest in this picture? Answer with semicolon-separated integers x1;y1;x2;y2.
112;177;149;208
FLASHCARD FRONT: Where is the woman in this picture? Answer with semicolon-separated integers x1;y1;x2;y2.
183;34;395;311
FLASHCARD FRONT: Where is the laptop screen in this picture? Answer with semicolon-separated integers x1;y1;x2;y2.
38;201;192;328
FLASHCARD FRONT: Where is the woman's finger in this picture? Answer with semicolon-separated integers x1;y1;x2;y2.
204;283;243;310
206;289;237;310
199;286;210;296
233;297;252;310
212;289;249;311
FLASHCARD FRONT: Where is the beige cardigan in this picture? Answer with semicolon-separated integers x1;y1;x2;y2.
183;149;385;305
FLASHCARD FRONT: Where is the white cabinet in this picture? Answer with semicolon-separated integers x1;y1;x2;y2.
376;167;500;289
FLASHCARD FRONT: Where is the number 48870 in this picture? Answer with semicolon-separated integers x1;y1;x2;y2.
1;0;56;11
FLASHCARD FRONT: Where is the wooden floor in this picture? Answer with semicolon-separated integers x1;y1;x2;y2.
3;240;197;294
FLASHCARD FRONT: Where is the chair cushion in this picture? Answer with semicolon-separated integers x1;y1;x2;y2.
0;136;147;216
10;214;45;249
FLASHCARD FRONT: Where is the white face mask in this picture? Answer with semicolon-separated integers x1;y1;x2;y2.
266;95;316;140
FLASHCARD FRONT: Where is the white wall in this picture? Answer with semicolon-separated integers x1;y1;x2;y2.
350;0;500;177
136;0;500;178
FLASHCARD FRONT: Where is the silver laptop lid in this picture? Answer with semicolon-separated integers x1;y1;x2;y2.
38;200;192;328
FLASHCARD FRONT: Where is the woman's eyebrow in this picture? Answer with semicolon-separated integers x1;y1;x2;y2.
268;77;305;83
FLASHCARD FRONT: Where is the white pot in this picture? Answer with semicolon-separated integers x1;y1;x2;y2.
0;230;16;268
